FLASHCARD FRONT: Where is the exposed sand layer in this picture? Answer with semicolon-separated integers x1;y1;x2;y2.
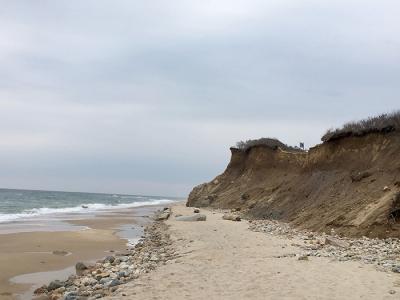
187;132;400;238
0;206;159;300
106;204;400;300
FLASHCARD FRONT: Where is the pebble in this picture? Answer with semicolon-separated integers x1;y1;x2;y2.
249;220;400;274
40;221;175;300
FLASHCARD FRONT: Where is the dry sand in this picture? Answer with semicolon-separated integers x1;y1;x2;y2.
107;204;400;300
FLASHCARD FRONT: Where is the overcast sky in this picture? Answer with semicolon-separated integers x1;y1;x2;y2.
0;1;399;196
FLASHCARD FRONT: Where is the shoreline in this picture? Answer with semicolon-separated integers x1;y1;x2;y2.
7;203;400;299
0;204;166;300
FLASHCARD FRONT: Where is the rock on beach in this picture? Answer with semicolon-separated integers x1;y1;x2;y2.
175;214;207;221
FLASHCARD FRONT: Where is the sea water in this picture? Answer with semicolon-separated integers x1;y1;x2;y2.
0;188;179;223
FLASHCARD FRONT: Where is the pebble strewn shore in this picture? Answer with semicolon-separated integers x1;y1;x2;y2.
249;219;400;273
33;221;175;300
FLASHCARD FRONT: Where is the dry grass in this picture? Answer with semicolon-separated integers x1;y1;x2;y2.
321;111;400;142
234;138;303;152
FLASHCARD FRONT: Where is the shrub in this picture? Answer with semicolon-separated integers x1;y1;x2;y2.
234;138;303;152
321;111;400;142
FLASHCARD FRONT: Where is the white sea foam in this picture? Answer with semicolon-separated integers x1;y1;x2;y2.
0;199;175;223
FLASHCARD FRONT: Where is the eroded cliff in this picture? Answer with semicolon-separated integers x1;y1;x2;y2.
187;132;400;238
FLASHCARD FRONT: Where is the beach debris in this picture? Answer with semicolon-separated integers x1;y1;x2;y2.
81;205;89;209
193;208;200;213
175;214;207;221
222;213;241;221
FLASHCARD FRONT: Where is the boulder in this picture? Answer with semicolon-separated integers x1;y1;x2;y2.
47;280;63;291
75;262;87;274
175;214;207;222
155;210;170;221
193;208;200;213
222;214;241;221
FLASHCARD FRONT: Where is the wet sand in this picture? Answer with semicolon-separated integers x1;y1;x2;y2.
0;205;161;300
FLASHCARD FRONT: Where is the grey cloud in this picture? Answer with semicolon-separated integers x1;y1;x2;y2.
0;1;399;195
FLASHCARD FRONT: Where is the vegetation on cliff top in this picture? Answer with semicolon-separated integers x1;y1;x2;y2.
321;111;400;142
234;138;303;152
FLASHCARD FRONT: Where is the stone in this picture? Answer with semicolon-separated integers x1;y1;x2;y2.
118;256;129;262
222;214;241;221
193;208;200;213
324;237;349;248
104;256;115;263
106;279;121;287
241;193;250;201
48;280;64;291
350;171;372;182
81;277;97;286
392;265;400;273
34;285;48;295
155;211;170;221
383;186;391;192
297;254;309;261
63;291;78;300
75;262;88;274
175;214;207;222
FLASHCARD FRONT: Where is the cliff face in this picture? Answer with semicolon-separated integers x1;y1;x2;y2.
187;132;400;238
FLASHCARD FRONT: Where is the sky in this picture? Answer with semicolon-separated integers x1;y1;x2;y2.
0;1;399;196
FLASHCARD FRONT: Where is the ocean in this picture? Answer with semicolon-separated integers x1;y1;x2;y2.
0;188;179;223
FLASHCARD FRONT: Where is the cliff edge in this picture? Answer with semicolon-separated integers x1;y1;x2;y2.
187;132;400;238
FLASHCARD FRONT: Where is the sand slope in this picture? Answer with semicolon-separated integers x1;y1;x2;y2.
106;205;400;300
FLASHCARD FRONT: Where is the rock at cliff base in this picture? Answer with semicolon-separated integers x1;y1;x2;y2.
175;214;207;222
193;208;200;213
222;214;241;222
323;237;349;248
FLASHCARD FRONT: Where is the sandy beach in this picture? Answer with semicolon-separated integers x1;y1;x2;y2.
105;204;400;300
0;205;161;300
